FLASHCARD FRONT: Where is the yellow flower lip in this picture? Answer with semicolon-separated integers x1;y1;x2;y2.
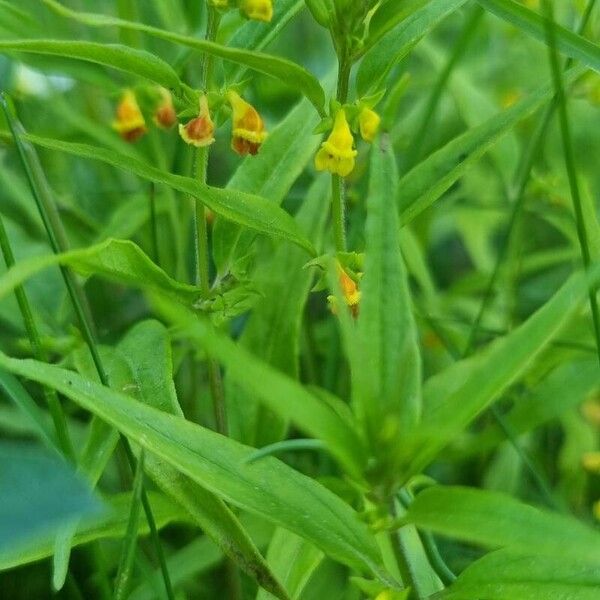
179;96;215;148
227;90;267;156
315;109;357;177
112;90;147;143
240;0;273;22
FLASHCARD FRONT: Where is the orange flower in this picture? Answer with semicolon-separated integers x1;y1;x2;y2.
112;90;147;142
227;90;267;156
240;0;273;22
154;88;177;129
178;96;215;148
328;262;361;318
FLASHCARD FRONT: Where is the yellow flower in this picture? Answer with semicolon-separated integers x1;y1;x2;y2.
582;452;600;474
359;107;381;143
154;88;177;129
227;90;267;156
240;0;273;22
315;109;357;177
112;90;147;143
178;96;215;147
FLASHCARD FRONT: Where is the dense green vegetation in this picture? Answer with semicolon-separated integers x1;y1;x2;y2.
1;1;600;598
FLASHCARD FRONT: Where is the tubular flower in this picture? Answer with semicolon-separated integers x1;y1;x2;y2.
359;106;381;143
179;96;215;148
154;88;177;129
112;90;147;142
227;90;267;156
315;109;357;177
328;262;361;318
240;0;273;22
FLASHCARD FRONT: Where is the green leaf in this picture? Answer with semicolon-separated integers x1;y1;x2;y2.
405;486;600;566
397;72;580;226
226;176;329;446
256;529;324;600
0;442;103;553
0;39;182;93
0;239;200;310
42;0;326;114
357;0;468;96
0;353;385;579
477;0;600;74
441;548;600;600
22;133;315;257
75;320;290;600
355;136;422;448
213;95;323;275
0;491;184;570
407;264;600;476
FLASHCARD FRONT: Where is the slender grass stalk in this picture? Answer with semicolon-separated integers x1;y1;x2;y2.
0;214;75;460
542;0;600;368
114;450;145;600
407;5;484;169
0;94;175;600
149;183;161;267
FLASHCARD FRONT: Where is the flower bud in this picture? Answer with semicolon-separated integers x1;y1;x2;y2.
178;96;215;147
359;106;381;143
112;90;147;143
227;90;267;156
315;109;357;177
154;88;177;129
240;0;273;22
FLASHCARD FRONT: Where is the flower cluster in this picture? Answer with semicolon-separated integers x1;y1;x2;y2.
112;88;268;157
315;106;381;178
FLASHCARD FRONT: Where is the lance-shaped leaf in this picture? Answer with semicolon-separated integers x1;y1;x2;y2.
0;353;386;579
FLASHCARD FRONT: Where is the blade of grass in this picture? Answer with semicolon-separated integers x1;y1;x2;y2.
114;451;145;600
542;0;600;367
0;209;74;461
0;93;175;600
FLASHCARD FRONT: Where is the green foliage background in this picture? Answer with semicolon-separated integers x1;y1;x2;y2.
0;1;600;599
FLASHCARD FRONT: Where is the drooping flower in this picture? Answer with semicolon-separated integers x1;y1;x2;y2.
240;0;273;22
227;90;267;156
328;261;361;318
154;88;177;129
358;106;381;143
112;90;147;142
178;96;215;148
315;109;357;177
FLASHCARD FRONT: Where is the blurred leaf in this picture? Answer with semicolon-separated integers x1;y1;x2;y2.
0;39;183;93
357;0;468;96
42;0;326;114
0;491;184;570
440;548;600;600
0;442;102;553
405;486;600;566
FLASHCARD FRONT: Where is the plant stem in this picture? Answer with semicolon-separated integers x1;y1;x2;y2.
149;183;161;267
192;5;228;436
0;214;75;461
543;0;600;367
